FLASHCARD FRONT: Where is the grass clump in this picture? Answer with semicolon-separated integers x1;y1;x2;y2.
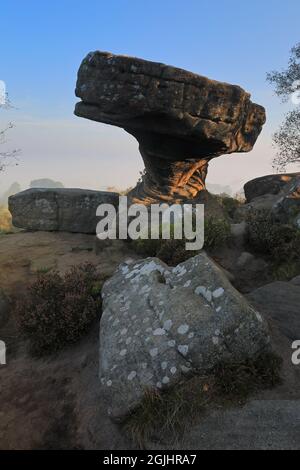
271;260;300;281
132;238;191;266
124;351;282;448
16;263;103;356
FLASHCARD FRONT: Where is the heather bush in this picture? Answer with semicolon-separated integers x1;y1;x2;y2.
16;264;103;355
131;217;231;266
203;217;231;250
246;209;300;262
215;194;242;219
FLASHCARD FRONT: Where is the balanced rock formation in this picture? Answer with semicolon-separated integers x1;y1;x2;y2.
100;253;270;418
9;188;119;234
75;51;266;204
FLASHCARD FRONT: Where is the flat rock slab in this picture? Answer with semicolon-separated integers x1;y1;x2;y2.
8;188;119;234
100;252;270;419
247;281;300;341
178;400;300;450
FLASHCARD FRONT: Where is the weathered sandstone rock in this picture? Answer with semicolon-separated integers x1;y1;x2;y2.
9;188;119;234
244;173;300;203
240;174;300;227
75;51;266;204
100;253;270;418
248;281;300;341
272;177;300;227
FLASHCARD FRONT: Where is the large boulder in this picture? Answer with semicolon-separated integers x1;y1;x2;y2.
8;188;119;234
272;177;300;227
100;253;270;419
247;281;300;341
238;173;300;228
244;173;300;203
75;51;266;204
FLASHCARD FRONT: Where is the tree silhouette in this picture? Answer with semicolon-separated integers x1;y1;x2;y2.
0;95;19;172
267;43;300;170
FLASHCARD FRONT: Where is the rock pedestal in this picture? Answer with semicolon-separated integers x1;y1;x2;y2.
75;51;266;204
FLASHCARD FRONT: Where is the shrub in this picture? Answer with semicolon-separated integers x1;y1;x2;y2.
216;194;242;219
16;264;103;355
271;260;300;281
204;217;231;250
131;218;231;266
247;209;300;262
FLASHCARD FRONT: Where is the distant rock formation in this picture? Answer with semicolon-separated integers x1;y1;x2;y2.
75;51;266;204
30;178;64;189
9;188;119;233
206;183;232;196
0;182;21;205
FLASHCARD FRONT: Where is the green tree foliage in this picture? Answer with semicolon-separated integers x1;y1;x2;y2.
267;43;300;170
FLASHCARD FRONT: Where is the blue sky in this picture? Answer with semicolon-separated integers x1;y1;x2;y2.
1;0;300;192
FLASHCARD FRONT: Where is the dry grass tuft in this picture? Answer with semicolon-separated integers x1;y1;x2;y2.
0;205;13;233
123;352;282;448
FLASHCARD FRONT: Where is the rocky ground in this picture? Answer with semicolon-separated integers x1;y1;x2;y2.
0;230;299;450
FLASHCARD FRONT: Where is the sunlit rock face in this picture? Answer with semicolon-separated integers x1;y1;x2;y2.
75;51;266;204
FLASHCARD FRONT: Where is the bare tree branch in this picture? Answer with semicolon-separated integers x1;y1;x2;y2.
0;97;20;172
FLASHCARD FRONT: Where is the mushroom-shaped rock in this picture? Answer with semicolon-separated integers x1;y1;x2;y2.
75;51;266;204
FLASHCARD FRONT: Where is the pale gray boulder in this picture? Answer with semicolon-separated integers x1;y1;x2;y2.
100;252;270;419
8;188;119;234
